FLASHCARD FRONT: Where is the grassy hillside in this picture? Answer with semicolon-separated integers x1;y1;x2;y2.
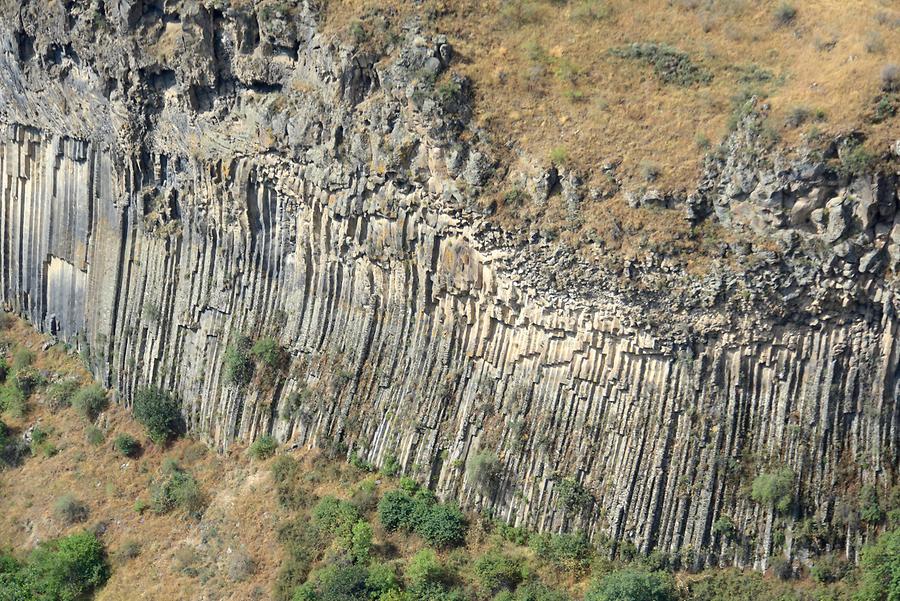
1;313;898;600
318;0;900;257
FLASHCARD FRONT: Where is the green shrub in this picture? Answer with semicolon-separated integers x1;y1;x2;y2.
810;554;851;584
415;502;467;548
381;453;400;477
406;549;444;588
13;368;44;397
860;485;885;525
46;380;79;411
0;358;8;383
555;477;593;512
839;143;877;176
71;385;108;421
750;468;794;513
85;425;105;446
224;335;254;387
473;552;522;594
251;337;289;371
133;387;182;443
113;433;140;457
712;516;736;539
0;382;26;418
22;531;110;601
312;496;361;550
585;569;676;601
30;425;56;457
249;434;278;460
858;529;900;601
150;462;205;516
350;520;373;564
54;494;89;525
11;347;34;370
467;451;501;494
529;532;592;573
504;582;570;601
610;43;712;86
378;490;418;532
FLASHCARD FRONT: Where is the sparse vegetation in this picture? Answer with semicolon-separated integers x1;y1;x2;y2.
610;43;712;86
882;63;900;92
149;460;205;516
133;386;182;443
249;434;278;460
224;335;255;387
773;2;797;27
71;384;108;421
113;433;140;457
54;494;89;525
750;468;794;513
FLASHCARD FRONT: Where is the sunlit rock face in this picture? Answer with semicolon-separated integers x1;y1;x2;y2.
1;0;897;568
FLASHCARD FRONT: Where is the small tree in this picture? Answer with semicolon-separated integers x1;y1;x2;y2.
249;435;278;460
133;387;182;444
71;385;108;421
113;434;141;457
751;468;795;513
24;531;110;601
858;529;900;601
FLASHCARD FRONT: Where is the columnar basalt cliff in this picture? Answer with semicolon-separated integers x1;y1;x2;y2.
1;0;898;569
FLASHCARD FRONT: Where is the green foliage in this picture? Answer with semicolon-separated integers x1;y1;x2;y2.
610;43;712;86
251;337;289;374
468;451;501;494
473;552;523;594
13;368;44;398
585;569;676;601
555;477;593;512
0;532;110;600
46;380;79;411
839;143;877;177
859;485;884;526
809;554;851;584
750;468;794;513
312;496;362;550
406;549;444;588
381;453;400;477
350;520;373;564
415;502;467;548
0;358;7;383
0;382;26;419
857;529;900;601
133;387;182;443
379;490;419;532
712;516;736;539
30;425;57;457
11;347;34;370
150;461;205;516
113;433;140;457
528;532;592;573
71;385;108;421
249;435;278;460
85;425;104;446
549;146;568;165
224;335;254;387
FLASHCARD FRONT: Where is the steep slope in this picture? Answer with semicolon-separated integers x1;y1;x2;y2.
0;0;898;569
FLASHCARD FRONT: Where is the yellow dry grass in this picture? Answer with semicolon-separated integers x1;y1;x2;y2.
322;0;900;262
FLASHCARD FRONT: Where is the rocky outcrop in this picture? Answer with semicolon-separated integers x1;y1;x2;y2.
0;0;898;569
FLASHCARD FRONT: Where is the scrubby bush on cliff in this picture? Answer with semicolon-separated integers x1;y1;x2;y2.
224;335;255;387
249;434;278;460
71;384;108;421
467;451;501;495
584;568;675;601
11;347;34;370
251;337;289;372
750;468;795;513
473;551;523;595
133;386;183;443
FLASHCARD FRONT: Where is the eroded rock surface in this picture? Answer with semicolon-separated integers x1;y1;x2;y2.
0;0;898;568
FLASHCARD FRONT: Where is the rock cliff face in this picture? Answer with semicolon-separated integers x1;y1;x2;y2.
1;0;898;568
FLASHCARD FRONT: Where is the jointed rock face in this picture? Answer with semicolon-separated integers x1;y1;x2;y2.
0;0;897;569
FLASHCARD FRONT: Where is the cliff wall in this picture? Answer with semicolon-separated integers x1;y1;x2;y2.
1;0;898;568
